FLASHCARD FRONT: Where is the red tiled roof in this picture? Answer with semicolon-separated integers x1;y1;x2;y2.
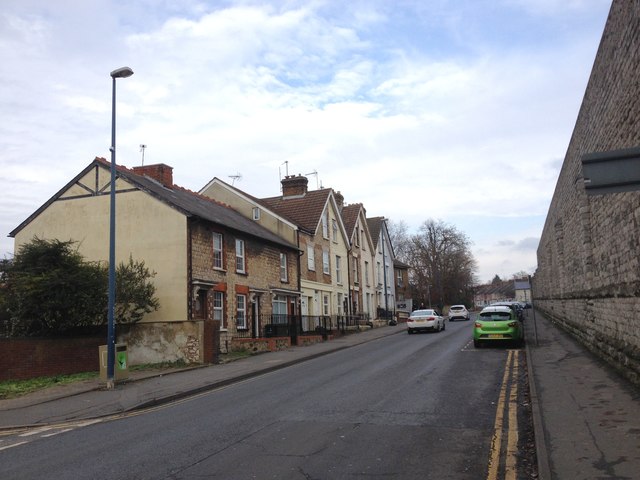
259;189;332;234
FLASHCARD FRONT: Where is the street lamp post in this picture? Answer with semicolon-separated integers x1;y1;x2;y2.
107;66;133;389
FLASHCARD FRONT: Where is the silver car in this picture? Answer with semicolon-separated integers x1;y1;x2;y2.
407;309;445;334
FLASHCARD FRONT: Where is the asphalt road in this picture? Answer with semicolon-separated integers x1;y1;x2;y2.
0;319;533;479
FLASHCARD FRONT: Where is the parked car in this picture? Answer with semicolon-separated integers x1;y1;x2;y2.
491;301;524;321
473;305;523;348
448;304;470;321
407;309;445;334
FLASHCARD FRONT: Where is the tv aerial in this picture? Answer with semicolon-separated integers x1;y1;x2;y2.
305;170;320;189
229;173;242;186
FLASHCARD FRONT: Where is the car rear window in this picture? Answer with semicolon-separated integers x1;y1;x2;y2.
450;307;463;311
410;310;435;317
480;311;511;320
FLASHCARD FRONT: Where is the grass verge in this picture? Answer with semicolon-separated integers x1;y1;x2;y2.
0;360;191;400
0;372;98;400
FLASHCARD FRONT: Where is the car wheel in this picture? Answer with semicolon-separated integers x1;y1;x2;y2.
442;321;446;331
408;329;412;334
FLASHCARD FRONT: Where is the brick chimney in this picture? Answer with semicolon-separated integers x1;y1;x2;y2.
132;163;173;188
281;174;308;197
334;191;344;213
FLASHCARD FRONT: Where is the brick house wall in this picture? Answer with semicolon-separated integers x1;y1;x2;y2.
299;233;332;285
189;219;299;353
534;0;640;385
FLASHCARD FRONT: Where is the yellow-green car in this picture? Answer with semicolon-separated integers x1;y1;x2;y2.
473;305;523;348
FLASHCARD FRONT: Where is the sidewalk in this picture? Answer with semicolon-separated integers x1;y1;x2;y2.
0;325;404;430
525;309;640;480
3;314;640;480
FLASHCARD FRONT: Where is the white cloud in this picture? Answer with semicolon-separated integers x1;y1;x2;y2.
0;0;611;283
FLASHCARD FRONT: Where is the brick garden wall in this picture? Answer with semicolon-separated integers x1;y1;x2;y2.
0;336;102;381
534;1;640;385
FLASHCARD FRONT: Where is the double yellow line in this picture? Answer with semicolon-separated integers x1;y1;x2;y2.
487;349;520;480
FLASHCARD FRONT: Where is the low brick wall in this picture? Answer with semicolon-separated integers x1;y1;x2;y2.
0;336;103;381
231;337;291;353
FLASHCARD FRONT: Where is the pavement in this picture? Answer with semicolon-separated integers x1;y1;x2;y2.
2;312;640;479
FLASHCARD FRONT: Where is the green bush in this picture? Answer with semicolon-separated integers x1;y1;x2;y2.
0;238;159;336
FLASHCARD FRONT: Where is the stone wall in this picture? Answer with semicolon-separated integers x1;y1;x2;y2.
119;320;204;365
534;1;640;385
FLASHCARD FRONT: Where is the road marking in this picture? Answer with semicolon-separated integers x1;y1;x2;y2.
486;350;521;480
505;352;519;480
0;441;28;451
487;350;513;480
41;428;73;438
19;427;55;437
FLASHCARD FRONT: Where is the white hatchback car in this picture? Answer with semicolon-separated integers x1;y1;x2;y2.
407;309;445;334
448;305;470;321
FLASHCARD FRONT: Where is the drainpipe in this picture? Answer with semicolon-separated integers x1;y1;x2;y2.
381;220;389;316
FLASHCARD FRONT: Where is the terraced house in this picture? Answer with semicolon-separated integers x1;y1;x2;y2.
367;216;397;319
201;174;354;333
10;158;300;363
341;203;376;321
11;159;408;365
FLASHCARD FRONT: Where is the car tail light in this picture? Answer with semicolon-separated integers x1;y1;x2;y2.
427;316;435;321
508;322;518;327
475;322;482;328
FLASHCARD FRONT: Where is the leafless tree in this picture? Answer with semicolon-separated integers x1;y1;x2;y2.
406;219;476;308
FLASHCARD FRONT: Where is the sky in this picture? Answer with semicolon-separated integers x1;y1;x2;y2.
0;0;612;283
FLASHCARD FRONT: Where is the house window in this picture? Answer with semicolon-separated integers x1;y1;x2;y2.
361;229;365;250
337;292;343;315
322;210;329;239
323;294;329;315
397;270;403;287
323;250;330;275
332;219;338;242
354;228;360;247
252;207;260;220
364;261;370;286
352;256;359;284
280;253;288;282
272;295;287;324
335;255;342;284
235;239;245;273
377;262;382;285
213;232;223;269
307;245;315;271
236;294;247;329
213;291;224;329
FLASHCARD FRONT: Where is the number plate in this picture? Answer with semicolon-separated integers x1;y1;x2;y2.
488;334;503;339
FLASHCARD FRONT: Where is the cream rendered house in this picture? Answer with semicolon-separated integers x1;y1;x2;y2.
367;216;396;320
202;175;351;329
341;203;376;321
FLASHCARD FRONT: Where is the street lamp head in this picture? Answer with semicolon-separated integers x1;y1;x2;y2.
110;66;134;79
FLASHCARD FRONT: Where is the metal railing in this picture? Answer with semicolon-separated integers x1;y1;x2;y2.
230;313;374;340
